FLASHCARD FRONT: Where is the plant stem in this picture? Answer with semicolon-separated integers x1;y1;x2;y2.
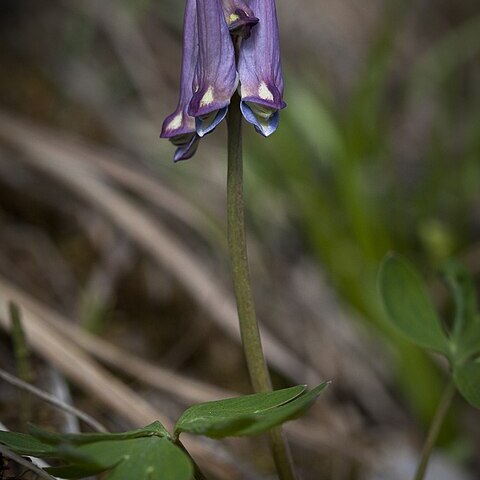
414;381;456;480
176;440;208;480
226;92;297;480
9;302;34;426
0;445;56;480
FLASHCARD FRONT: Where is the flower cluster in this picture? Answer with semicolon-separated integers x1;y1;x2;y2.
160;0;286;161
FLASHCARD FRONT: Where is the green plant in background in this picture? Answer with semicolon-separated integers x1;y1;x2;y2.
243;3;480;428
379;253;480;480
0;384;327;480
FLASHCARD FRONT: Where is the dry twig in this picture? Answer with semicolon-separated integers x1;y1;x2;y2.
0;275;372;463
0;110;315;385
0;445;56;480
0;368;107;433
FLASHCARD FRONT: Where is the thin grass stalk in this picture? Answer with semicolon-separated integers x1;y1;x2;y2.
9;302;34;426
414;381;456;480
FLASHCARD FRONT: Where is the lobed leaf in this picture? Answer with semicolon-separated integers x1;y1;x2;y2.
45;463;110;479
175;384;327;438
29;421;170;446
175;385;305;437
454;318;480;364
0;431;57;457
441;260;478;331
50;436;193;480
1;422;192;480
441;261;480;363
453;359;480;408
227;383;329;437
379;254;450;355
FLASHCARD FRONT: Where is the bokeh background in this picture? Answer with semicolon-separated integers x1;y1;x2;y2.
0;0;479;478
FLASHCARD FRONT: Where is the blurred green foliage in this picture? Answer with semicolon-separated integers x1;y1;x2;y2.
242;5;480;425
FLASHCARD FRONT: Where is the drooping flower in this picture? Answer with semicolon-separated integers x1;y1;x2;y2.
187;0;238;137
238;0;286;137
161;0;286;160
160;0;199;161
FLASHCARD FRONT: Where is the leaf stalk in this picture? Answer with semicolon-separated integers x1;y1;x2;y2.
414;381;456;480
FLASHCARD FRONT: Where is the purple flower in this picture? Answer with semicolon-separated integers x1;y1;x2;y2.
160;0;199;161
238;0;286;137
221;0;259;38
187;0;238;137
161;0;286;160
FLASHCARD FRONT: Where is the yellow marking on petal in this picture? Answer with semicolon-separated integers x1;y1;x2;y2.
229;13;240;23
258;82;274;102
200;86;214;107
167;113;183;131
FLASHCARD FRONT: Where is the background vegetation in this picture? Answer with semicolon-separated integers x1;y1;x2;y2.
0;0;479;478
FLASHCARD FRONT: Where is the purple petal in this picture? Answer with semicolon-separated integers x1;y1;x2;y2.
221;0;259;37
238;0;286;136
172;133;201;162
188;0;238;136
195;107;228;137
160;0;198;141
240;103;279;137
160;0;201;161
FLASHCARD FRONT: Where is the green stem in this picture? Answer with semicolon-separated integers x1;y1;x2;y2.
176;440;208;480
414;381;456;480
9;302;34;427
226;92;297;480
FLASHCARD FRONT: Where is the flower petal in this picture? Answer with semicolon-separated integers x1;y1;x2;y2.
188;0;238;136
221;0;259;38
160;0;200;159
238;0;286;136
161;0;197;139
240;103;279;137
172;133;201;162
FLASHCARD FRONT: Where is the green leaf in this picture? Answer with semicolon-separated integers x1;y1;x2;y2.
175;385;305;438
70;436;193;480
453;359;480;408
441;260;478;337
379;254;450;355
455;317;480;363
440;261;480;362
2;423;192;480
45;464;110;479
29;421;170;445
175;384;327;438
229;383;328;437
0;431;57;457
